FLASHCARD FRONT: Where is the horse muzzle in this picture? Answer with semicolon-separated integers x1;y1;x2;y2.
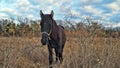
41;38;47;45
41;32;50;45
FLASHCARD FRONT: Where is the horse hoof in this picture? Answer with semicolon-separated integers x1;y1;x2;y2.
49;65;53;68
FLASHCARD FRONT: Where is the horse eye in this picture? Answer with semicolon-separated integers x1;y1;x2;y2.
40;21;43;25
44;23;46;24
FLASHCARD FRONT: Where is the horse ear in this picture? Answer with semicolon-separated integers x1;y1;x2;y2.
40;10;44;17
51;10;54;17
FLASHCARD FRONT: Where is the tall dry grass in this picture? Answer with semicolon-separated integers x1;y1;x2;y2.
0;36;120;68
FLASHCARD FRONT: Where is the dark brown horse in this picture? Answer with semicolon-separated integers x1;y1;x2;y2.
40;10;66;68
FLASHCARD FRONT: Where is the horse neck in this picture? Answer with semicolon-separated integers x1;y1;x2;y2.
50;20;58;39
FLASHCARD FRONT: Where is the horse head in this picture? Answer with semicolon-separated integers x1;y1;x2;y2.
40;10;54;45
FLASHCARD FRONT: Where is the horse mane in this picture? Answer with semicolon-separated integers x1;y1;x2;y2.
58;25;65;29
50;19;59;40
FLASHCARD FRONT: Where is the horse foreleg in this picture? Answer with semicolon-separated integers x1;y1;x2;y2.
48;45;53;68
58;46;63;64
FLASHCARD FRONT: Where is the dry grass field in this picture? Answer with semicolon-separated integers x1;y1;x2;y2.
0;36;120;68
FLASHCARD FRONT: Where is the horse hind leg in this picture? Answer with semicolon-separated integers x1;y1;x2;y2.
59;53;63;64
55;46;63;64
55;47;59;63
58;48;63;64
59;44;65;64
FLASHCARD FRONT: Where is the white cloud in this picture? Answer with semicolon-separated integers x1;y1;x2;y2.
0;8;21;16
81;0;101;3
15;0;32;12
40;6;54;13
107;2;120;11
16;0;30;7
0;0;119;24
105;22;120;28
0;0;73;19
71;10;80;16
38;0;72;14
113;23;120;27
27;14;34;19
81;0;103;5
0;13;9;17
83;5;102;15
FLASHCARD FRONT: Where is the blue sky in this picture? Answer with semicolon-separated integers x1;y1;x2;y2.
0;0;120;27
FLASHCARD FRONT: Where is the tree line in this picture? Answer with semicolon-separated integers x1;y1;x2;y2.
0;17;40;37
0;17;120;38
